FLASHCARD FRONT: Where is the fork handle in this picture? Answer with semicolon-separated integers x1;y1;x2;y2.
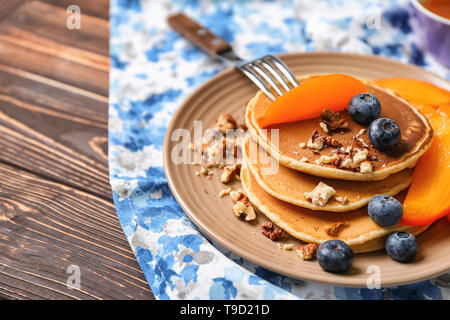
168;13;232;57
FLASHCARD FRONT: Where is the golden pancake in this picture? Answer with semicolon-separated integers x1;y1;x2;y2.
240;163;428;253
243;136;413;212
246;75;434;181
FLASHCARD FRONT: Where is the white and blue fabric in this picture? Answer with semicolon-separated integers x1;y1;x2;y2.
109;0;450;300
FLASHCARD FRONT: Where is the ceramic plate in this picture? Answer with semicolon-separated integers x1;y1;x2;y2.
163;52;450;287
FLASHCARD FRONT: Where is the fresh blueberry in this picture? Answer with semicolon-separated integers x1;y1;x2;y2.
348;93;381;126
368;118;401;151
317;240;354;273
385;232;418;262
368;195;403;226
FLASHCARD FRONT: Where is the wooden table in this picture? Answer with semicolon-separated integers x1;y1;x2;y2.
0;0;154;299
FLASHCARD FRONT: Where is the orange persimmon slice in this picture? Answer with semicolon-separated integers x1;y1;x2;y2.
374;78;450;108
438;104;450;118
377;78;450;226
258;74;368;128
401;112;450;225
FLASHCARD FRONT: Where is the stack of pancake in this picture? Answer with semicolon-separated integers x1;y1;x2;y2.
241;75;434;253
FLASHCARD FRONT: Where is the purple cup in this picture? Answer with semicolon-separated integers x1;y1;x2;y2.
410;0;450;67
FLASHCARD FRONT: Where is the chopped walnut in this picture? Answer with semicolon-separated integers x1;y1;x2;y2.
352;148;369;168
320;109;350;132
355;137;369;149
216;114;237;134
232;202;256;221
283;244;294;251
360;161;373;173
304;182;336;206
221;164;240;183
259;221;283;241
335;196;348;205
204;140;225;167
336;155;353;169
299;142;306;149
318;154;339;165
230;190;248;202
324;136;341;147
319;122;329;133
219;187;233;198
199;166;209;176
325;222;346;236
355;128;366;138
307;130;325;150
296;243;318;260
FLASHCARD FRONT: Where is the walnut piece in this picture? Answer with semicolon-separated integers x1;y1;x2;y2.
334;196;348;205
360;160;373;173
325;222;346;236
221;164;240;183
355;128;366;138
259;221;283;241
232;202;256;221
352;148;369;167
318;154;339;165
216;114;237;134
219;187;233;198
336;155;353;169
324;136;341;147
296;243;319;260
229;190;247;202
319;122;329;133
204;140;225;167
307;130;326;150
304;182;336;207
320;109;350;132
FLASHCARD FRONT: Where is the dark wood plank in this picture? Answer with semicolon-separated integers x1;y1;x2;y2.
0;64;111;199
0;1;109;96
0;0;155;299
0;161;153;300
0;0;111;198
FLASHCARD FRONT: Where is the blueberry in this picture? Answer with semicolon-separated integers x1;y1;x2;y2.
348;93;381;126
368;118;401;151
368;195;403;226
385;232;418;262
317;240;354;273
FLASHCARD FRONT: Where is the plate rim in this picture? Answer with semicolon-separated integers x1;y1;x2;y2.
163;51;450;288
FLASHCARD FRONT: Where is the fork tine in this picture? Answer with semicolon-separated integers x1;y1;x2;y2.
266;55;299;88
250;61;283;97
260;57;290;92
240;65;276;101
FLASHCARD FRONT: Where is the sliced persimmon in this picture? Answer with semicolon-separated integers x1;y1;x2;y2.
374;78;450;109
377;78;450;225
258;74;368;128
401;112;450;225
416;104;438;119
438;104;450;118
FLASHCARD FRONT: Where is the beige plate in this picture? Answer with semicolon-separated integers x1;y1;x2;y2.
163;52;450;287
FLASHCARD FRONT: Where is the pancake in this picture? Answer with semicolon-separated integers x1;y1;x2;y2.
243;136;413;212
245;75;434;181
240;163;428;253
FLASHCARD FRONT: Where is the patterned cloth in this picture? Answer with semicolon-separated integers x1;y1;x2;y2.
109;0;450;300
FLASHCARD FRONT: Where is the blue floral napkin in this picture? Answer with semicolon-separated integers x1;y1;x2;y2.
109;0;450;300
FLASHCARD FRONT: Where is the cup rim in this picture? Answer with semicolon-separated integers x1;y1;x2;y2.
411;0;450;26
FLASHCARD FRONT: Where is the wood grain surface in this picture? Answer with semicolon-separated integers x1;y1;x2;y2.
0;0;154;299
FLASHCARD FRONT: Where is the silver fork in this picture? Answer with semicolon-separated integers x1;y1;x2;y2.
168;13;299;100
